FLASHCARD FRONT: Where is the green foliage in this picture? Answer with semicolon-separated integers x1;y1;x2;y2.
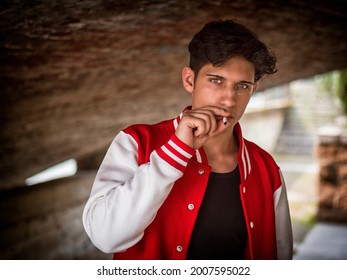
316;69;347;115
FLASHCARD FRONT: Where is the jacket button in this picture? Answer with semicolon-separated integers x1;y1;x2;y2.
176;246;183;252
188;203;194;210
250;221;254;228
198;169;204;175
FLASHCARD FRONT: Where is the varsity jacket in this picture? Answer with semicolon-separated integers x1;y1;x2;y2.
82;109;293;260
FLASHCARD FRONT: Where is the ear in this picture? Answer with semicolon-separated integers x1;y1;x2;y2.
181;66;195;93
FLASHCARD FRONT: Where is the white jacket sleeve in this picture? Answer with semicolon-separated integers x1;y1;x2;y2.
82;131;194;253
274;170;293;259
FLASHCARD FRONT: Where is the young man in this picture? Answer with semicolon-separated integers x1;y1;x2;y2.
83;20;293;260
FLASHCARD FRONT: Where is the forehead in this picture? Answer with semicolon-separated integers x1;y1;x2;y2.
198;57;255;81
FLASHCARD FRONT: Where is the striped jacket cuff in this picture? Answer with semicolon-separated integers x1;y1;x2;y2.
156;134;195;173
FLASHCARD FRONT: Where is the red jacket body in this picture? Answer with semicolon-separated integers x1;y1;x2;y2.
83;110;293;260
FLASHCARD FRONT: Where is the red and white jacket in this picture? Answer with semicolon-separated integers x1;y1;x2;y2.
83;109;293;260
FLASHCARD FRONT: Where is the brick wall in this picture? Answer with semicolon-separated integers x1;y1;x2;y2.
316;127;347;222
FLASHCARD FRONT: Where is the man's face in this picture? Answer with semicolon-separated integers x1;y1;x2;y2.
184;56;257;128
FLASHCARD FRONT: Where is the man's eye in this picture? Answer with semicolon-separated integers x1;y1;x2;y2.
210;78;222;84
237;83;249;90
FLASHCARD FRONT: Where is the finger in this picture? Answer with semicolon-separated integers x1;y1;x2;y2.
195;109;221;135
189;110;218;137
192;107;231;131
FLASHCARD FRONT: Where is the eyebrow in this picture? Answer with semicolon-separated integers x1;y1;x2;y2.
206;74;255;85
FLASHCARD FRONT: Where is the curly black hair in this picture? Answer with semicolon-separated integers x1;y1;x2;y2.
188;20;277;82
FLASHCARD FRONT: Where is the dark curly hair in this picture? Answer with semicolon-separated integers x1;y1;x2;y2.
188;20;277;82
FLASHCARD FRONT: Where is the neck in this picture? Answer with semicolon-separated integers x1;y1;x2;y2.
203;126;239;173
205;124;238;151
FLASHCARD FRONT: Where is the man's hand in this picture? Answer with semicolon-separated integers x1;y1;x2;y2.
175;107;231;150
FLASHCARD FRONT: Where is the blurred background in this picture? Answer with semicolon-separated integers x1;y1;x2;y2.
0;0;346;259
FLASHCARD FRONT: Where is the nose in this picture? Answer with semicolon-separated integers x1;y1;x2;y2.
220;86;237;107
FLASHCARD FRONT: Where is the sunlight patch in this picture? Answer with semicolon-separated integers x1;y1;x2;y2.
25;159;77;186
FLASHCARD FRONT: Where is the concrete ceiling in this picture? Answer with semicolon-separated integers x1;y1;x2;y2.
1;0;346;189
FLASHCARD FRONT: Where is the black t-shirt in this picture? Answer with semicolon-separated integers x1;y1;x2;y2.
186;166;248;260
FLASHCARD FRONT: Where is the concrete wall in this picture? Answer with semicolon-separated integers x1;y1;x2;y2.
0;172;111;259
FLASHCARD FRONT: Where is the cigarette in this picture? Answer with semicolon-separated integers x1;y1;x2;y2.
223;117;228;126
